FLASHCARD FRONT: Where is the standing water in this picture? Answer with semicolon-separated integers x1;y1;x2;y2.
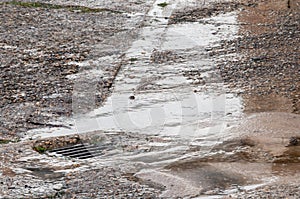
26;1;242;145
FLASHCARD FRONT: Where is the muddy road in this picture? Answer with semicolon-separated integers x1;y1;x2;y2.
0;0;300;198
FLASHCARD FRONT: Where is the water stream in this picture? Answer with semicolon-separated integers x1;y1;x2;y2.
26;1;242;143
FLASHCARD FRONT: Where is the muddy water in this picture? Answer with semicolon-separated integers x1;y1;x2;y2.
25;9;244;183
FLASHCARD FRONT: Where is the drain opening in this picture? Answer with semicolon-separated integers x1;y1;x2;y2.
48;143;111;159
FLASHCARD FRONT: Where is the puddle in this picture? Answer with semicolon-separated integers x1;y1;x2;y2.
20;2;246;197
26;3;242;141
163;12;238;50
7;1;299;198
135;161;278;198
27;84;242;142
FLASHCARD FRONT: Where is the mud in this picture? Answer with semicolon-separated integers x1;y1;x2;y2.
216;0;300;114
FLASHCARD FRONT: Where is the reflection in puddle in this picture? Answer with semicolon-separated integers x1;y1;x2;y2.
18;1;300;198
27;9;242;141
163;13;238;50
28;90;242;141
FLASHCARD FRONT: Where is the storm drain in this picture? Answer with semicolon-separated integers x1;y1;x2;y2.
48;143;112;159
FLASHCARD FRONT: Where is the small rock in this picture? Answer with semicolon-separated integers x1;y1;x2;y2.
129;96;135;100
53;183;63;191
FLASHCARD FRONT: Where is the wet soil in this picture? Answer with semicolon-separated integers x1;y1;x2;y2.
168;0;253;25
214;0;300;114
1;0;300;198
0;1;141;139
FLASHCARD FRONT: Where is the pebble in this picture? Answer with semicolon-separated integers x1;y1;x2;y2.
53;183;63;191
129;95;135;100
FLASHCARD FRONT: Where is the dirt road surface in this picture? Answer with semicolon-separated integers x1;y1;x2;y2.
0;0;299;198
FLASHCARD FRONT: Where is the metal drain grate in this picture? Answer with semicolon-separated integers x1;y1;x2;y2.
48;143;111;159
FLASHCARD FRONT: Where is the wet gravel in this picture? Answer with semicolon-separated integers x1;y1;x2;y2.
225;184;300;199
212;1;300;113
63;167;161;199
170;0;299;115
1;0;300;198
0;1;142;138
150;49;183;64
169;0;256;24
0;131;167;198
0;2;165;197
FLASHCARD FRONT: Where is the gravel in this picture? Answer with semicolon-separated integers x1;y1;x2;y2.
62;167;161;199
168;0;256;25
0;1;144;138
212;1;300;113
0;131;166;198
225;184;300;199
1;0;299;198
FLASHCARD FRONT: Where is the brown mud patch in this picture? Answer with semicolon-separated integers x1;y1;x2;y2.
238;0;297;35
215;0;300;114
230;112;300;160
243;93;294;113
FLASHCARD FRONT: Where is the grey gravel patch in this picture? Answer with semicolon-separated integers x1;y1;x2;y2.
150;49;183;64
168;1;249;24
0;1;146;138
63;167;162;198
226;184;300;199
